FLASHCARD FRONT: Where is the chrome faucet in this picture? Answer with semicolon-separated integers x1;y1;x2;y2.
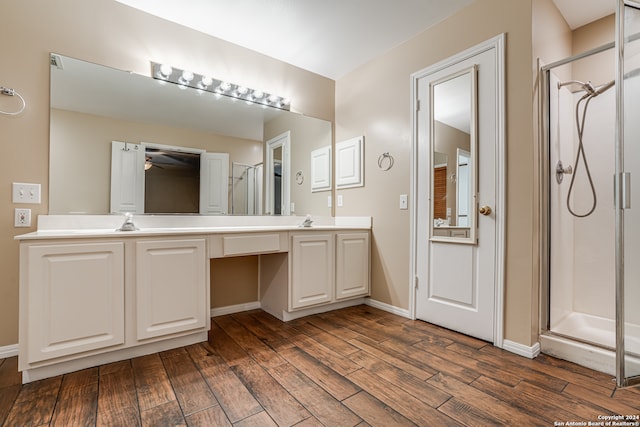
117;212;138;231
300;215;313;227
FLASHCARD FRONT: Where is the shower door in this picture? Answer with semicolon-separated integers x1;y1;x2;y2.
616;0;640;387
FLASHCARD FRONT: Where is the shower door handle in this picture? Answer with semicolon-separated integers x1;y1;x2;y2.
615;172;631;209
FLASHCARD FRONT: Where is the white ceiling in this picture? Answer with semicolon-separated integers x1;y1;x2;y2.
114;1;615;80
552;0;615;30
115;0;474;80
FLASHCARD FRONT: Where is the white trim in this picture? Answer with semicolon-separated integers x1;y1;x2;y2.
211;301;261;317
0;344;19;359
410;33;506;349
503;339;541;359
265;131;291;215
365;298;411;319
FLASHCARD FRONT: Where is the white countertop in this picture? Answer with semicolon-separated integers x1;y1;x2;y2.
15;215;372;241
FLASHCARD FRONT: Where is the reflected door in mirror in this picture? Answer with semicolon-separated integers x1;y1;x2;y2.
430;66;477;242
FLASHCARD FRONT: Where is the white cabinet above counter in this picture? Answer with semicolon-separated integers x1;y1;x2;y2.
15;214;371;383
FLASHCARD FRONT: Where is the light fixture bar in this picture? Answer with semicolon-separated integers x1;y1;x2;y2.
150;62;291;111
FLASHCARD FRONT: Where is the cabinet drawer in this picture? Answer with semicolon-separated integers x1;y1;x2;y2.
208;232;288;258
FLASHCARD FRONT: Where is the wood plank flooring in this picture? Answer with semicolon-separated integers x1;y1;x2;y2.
1;305;638;426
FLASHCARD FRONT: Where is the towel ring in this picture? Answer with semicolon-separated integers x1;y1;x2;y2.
0;86;26;116
377;152;394;171
295;171;304;185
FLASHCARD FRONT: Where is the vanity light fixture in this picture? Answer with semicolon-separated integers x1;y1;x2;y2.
151;62;291;111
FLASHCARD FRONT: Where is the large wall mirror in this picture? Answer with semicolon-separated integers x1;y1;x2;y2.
430;65;477;243
49;53;332;216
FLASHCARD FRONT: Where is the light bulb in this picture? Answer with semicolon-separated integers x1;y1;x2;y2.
179;70;194;84
158;64;172;79
198;76;213;89
217;82;231;92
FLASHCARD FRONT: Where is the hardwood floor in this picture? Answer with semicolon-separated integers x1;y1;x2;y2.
1;305;638;426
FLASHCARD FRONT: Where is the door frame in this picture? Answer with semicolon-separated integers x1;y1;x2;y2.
409;34;506;348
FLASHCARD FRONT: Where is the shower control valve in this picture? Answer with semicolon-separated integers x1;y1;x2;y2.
555;160;573;184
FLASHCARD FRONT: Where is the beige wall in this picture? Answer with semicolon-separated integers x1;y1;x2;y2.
211;257;259;308
0;0;334;347
264;114;333;217
572;15;615;86
335;0;537;345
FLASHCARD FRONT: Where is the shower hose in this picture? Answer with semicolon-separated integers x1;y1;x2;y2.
566;93;597;218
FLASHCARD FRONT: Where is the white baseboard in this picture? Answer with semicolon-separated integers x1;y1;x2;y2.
210;301;261;317
503;339;541;359
0;344;18;359
365;298;412;319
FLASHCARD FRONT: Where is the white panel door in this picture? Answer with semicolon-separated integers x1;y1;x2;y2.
336;232;370;300
136;239;207;340
415;37;503;343
25;242;125;363
290;233;334;309
110;141;145;213
200;152;229;214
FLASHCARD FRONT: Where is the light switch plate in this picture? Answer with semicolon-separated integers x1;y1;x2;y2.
400;194;408;210
12;182;41;204
327;196;332;207
337;194;343;207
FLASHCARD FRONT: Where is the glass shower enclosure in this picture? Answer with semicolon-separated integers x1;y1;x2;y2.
616;0;640;387
540;0;640;388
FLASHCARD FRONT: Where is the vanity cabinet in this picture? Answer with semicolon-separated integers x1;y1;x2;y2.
289;231;370;311
290;233;334;309
19;236;208;381
17;218;371;382
135;239;207;340
20;241;125;364
335;232;370;300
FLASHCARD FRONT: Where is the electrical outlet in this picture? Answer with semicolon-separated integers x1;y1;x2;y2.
12;182;41;204
15;208;31;227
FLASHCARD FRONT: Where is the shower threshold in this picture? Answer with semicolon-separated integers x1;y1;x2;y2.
541;312;640;376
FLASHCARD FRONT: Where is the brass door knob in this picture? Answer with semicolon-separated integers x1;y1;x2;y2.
479;205;492;216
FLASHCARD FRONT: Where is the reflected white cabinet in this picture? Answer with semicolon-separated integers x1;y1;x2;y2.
136;239;207;340
290;233;334;309
21;242;125;364
336;232;370;300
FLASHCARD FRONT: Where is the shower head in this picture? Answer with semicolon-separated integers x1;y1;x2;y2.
593;80;615;97
557;79;615;98
557;80;596;95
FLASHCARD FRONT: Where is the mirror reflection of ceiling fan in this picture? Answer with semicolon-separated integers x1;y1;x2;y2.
144;149;200;171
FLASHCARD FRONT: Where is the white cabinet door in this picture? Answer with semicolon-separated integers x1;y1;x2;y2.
200;152;229;214
290;233;334;309
136;239;207;340
24;242;125;363
110;141;145;213
336;232;370;300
